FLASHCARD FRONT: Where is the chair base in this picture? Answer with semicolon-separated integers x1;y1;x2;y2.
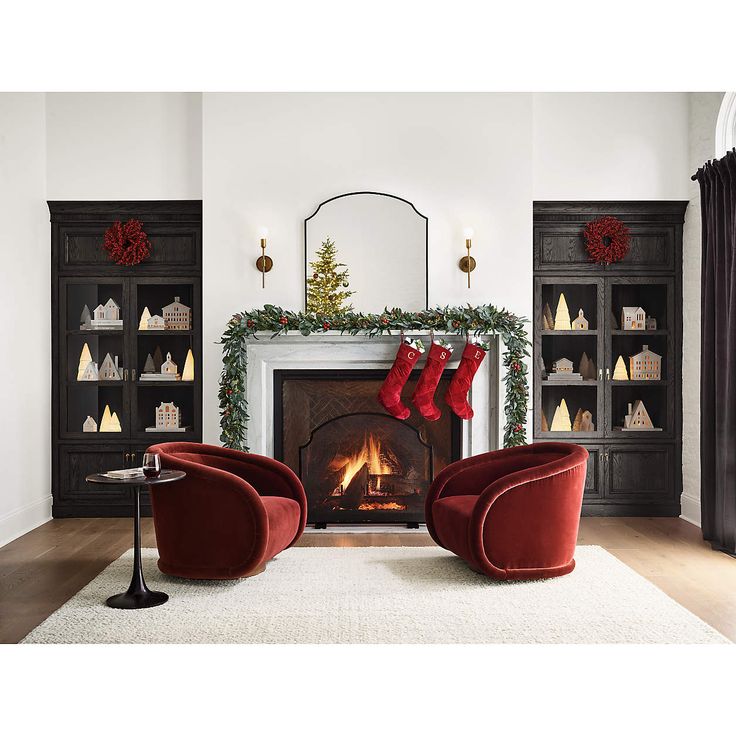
468;558;576;581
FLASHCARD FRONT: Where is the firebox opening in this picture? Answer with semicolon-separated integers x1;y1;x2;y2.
274;369;462;525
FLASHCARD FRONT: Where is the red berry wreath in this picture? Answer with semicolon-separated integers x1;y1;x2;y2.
102;219;152;266
583;216;630;265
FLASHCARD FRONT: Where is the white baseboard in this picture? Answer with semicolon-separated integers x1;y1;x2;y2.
680;492;701;528
0;495;52;549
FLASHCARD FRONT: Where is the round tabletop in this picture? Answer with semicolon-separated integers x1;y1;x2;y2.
86;469;186;486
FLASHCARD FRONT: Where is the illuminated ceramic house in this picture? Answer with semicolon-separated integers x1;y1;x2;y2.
621;306;646;331
147;401;186;432
160;352;180;380
571;309;589;330
147;314;166;330
162;297;191;330
79;360;99;381
91;298;122;329
629;345;661;380
619;400;661;431
82;415;97;432
99;353;122;381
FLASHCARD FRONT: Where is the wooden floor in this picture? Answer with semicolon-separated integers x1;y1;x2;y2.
1;517;735;644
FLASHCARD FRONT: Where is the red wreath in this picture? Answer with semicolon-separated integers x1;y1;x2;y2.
102;219;152;266
583;216;630;265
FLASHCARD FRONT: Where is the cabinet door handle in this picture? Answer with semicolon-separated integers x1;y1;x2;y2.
605;368;610;381
132;369;136;381
124;368;129;381
125;452;130;465
598;368;603;380
131;452;136;466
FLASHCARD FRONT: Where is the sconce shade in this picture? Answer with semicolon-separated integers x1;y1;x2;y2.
463;227;475;240
182;349;195;381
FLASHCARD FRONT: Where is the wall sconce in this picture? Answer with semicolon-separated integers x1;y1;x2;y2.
458;227;476;288
255;227;273;288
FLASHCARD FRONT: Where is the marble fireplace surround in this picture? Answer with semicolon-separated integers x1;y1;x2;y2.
245;332;500;459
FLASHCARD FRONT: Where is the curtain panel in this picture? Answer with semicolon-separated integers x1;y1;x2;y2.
693;148;736;555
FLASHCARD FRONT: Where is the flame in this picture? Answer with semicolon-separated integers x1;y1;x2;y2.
358;502;407;511
329;432;393;490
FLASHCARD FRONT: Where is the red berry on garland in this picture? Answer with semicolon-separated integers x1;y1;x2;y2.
452;320;460;328
279;316;288;325
323;321;331;330
380;317;389;325
226;389;233;395
515;423;523;432
246;319;255;328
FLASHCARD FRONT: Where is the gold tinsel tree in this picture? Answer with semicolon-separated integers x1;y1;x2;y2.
306;237;354;314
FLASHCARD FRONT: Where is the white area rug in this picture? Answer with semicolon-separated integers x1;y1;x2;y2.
22;546;728;644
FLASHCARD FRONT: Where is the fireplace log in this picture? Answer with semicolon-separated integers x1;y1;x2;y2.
343;463;370;509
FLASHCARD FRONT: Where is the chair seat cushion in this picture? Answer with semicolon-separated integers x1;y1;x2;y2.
261;496;302;561
431;495;477;562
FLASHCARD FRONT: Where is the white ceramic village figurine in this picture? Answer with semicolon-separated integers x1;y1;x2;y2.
146;401;186;432
571;308;588;330
621;306;646;331
630;345;661;380
91;298;122;329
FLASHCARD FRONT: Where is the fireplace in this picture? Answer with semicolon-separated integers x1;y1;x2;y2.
274;370;461;525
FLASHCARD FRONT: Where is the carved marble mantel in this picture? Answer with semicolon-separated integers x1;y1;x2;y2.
245;331;500;459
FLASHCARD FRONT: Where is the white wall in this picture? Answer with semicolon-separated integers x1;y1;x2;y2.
46;93;202;200
201;92;534;444
533;93;690;199
0;94;50;546
680;92;724;526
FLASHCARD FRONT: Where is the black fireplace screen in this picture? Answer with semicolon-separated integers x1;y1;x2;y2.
274;370;461;524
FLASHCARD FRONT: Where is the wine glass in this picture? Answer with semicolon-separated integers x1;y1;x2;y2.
142;452;161;479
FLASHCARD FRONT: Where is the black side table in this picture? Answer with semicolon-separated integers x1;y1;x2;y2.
86;470;185;609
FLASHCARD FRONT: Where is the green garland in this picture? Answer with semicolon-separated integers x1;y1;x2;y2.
219;304;529;451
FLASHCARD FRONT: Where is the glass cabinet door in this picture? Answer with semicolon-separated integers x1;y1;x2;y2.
605;276;674;438
130;277;200;441
60;278;130;438
535;277;604;438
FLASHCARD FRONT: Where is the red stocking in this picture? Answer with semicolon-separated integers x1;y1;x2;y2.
411;341;453;421
444;342;487;420
378;341;423;420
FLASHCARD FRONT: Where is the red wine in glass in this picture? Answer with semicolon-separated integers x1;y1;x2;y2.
142;452;161;478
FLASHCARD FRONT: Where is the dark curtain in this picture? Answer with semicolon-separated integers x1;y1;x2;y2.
693;148;736;555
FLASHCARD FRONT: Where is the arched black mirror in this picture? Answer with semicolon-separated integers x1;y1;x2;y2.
304;192;428;313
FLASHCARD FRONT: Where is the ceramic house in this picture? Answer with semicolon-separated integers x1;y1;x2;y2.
621;306;646;331
91;298;122;329
147;314;166;330
552;357;574;373
162;296;191;330
629;345;661;380
160;352;180;380
152;401;181;431
82;415;97;432
79;360;99;381
571;309;589;330
580;410;594;432
623;400;655;429
646;316;657;330
99;353;122;381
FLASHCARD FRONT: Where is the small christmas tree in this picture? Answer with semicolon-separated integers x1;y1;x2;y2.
306;237;354;315
553;293;572;330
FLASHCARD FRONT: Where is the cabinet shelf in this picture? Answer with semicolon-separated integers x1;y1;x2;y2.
138;329;193;336
611;380;668;386
611;329;668;336
541;330;597;336
542;379;598;386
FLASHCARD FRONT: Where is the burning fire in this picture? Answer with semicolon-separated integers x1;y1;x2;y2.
329;432;395;491
358;502;407;511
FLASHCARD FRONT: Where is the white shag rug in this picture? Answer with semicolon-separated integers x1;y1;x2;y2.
22;546;728;644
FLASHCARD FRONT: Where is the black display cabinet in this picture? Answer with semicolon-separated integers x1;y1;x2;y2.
50;201;202;517
533;201;687;516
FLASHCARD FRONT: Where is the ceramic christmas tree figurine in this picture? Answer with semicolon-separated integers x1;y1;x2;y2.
139;307;152;331
613;355;629;380
553;293;572;330
77;342;94;380
550;398;572;431
542;302;554;330
306;237;354;314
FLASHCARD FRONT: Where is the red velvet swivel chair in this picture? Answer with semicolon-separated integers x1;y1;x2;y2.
146;443;307;580
425;442;588;581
